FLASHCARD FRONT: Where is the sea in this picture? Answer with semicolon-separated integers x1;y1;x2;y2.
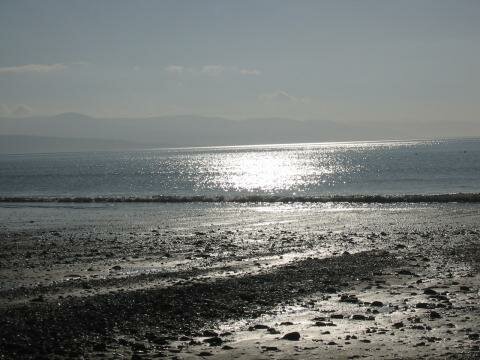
0;138;479;202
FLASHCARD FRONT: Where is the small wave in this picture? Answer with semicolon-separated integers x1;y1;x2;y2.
1;193;480;204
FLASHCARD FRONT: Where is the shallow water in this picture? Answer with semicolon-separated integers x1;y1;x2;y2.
1;139;479;199
2;201;479;233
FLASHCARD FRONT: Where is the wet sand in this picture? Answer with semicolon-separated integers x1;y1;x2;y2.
0;203;479;359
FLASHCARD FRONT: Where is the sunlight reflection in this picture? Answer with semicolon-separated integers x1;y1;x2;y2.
182;141;425;195
209;150;337;193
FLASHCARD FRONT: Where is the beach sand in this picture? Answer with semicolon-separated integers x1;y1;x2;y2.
0;203;479;359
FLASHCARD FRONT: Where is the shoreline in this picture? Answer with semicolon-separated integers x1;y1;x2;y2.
1;203;479;359
2;192;480;204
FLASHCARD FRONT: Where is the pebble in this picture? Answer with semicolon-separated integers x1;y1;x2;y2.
429;311;442;319
351;314;374;321
397;269;417;276
203;337;223;346
250;324;269;330
282;332;301;341
198;351;213;356
340;294;360;303
203;330;218;337
424;288;438;295
416;303;436;309
263;346;279;351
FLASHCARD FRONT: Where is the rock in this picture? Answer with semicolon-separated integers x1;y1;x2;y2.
92;342;107;352
315;321;336;327
416;302;436;309
282;332;301;341
222;345;234;350
268;328;280;334
424;288;438;295
279;321;293;326
351;315;367;320
198;351;213;356
149;336;169;345
65;274;82;278
340;294;360;303
111;265;122;270
392;322;404;329
370;301;384;307
202;330;218;337
263;346;279;351
429;311;442;319
131;342;147;351
397;269;417;276
118;339;130;346
331;314;344;319
203;337;223;346
253;324;269;329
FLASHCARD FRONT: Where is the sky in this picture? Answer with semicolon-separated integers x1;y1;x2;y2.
0;0;479;124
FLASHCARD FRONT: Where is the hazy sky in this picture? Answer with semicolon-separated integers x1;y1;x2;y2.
1;0;479;123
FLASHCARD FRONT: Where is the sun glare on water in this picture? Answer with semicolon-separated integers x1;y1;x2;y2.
207;148;336;193
188;141;426;195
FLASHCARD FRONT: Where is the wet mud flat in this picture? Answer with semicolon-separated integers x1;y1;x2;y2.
0;203;479;359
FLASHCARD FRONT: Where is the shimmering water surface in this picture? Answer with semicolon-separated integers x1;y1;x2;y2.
1;139;479;198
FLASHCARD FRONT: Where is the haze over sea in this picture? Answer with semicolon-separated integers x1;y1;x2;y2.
1;138;479;201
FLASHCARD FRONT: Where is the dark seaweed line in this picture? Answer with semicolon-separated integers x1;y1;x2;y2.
1;193;480;204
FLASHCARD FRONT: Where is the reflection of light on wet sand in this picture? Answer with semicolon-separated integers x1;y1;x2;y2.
252;203;415;214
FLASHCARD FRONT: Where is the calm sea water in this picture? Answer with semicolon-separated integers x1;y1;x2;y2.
1;139;479;200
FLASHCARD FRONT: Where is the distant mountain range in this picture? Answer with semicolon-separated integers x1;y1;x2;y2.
0;135;151;154
0;113;479;153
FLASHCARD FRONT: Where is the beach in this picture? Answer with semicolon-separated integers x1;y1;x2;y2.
3;0;480;358
1;202;479;359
